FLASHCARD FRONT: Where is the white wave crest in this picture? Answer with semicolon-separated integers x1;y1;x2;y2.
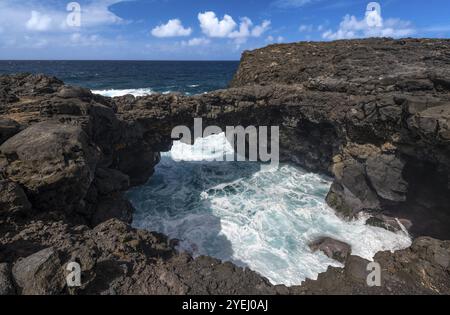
92;88;154;97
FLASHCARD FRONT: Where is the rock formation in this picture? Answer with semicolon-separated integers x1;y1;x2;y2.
0;38;449;295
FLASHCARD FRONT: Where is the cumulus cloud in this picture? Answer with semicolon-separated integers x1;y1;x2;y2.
181;37;211;46
198;11;237;38
322;13;415;40
198;11;270;44
26;11;52;31
151;19;192;38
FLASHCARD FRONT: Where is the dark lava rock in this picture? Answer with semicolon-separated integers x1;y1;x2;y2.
0;118;21;145
0;121;99;213
91;193;133;226
94;168;130;196
366;215;412;233
12;247;65;295
0;179;32;215
309;237;351;263
0;263;15;295
57;86;93;100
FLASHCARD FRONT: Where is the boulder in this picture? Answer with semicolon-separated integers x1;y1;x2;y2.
309;237;351;263
57;86;93;100
12;247;65;295
0;121;99;213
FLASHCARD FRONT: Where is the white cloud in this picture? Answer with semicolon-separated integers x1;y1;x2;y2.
322;14;415;40
181;37;211;46
198;11;237;38
266;35;285;43
26;11;52;31
78;0;127;27
0;0;126;34
198;11;270;44
251;20;271;37
299;24;313;32
151;19;192;38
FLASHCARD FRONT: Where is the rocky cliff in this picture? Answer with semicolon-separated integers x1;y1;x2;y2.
0;38;449;295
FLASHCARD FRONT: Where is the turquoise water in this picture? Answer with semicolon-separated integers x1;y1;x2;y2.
127;134;412;286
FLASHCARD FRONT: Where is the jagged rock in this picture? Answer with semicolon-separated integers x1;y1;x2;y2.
366;215;412;233
0;179;32;215
309;237;351;263
0;88;19;104
12;247;65;295
0;121;99;213
91;193;133;226
0;118;21;144
94;168;130;196
113;144;160;186
366;154;408;203
344;255;372;283
0;263;15;295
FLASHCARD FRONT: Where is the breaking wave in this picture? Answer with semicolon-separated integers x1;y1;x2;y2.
127;133;411;286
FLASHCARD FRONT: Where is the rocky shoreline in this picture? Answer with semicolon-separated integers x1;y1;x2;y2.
1;38;449;295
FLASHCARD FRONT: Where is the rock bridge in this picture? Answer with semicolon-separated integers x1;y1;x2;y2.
1;38;450;238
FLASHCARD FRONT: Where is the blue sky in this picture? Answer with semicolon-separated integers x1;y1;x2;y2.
0;0;449;60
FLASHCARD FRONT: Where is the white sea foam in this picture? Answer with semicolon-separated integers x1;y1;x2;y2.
92;88;154;97
127;133;412;286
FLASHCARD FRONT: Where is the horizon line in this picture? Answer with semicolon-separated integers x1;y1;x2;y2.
0;59;240;62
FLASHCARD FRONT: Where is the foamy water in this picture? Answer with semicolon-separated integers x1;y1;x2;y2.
92;88;154;97
127;133;411;286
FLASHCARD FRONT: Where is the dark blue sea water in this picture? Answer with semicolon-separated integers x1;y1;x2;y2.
0;61;239;95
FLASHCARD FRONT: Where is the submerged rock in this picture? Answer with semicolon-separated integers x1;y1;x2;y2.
309;237;351;263
366;215;412;233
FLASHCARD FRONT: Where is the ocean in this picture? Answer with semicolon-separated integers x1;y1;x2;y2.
0;60;239;96
1;60;412;285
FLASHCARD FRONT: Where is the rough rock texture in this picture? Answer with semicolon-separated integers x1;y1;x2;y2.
1;38;450;295
309;237;351;263
12;247;65;295
0;263;15;295
294;237;450;295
